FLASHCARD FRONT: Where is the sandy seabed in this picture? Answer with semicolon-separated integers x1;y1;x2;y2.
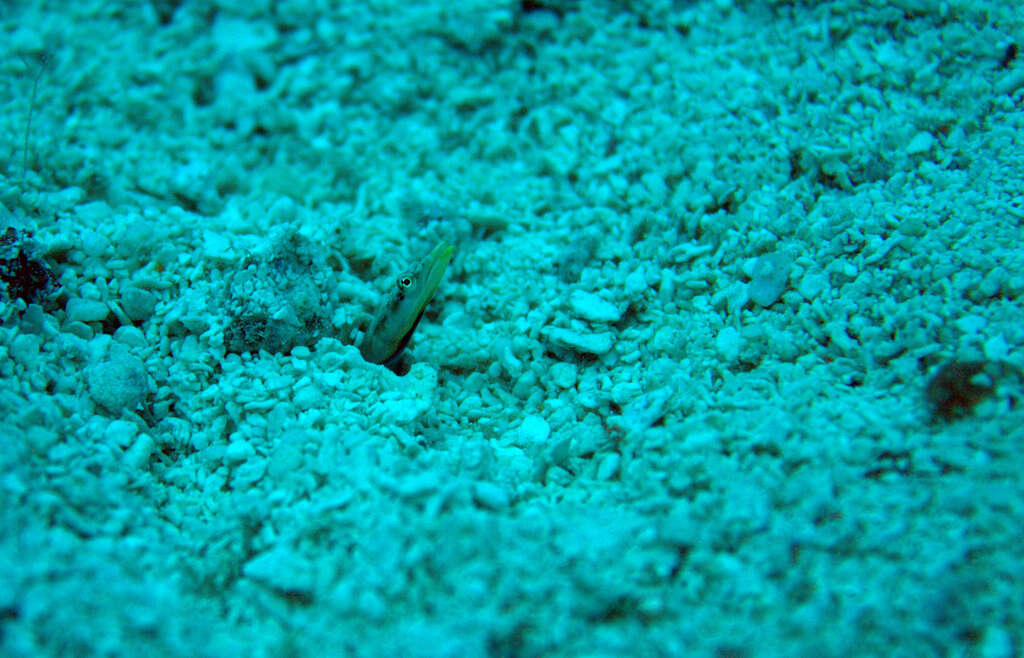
1;1;1023;656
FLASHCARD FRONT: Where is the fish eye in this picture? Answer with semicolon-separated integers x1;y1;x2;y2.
398;276;413;289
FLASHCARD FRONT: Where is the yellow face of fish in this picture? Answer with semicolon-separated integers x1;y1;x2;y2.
359;241;454;367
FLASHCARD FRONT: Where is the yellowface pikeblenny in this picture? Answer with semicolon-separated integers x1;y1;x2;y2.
359;241;454;369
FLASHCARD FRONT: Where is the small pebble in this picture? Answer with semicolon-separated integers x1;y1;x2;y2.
203;230;233;262
293;384;323;409
88;351;149;414
9;333;41;366
542;326;614;355
995;66;1024;95
268;430;306;481
243;547;314;596
569;290;623;323
596;453;620;480
113;326;146;347
225;440;255;464
549;362;577;389
123;434;156;470
66;298;110;323
624;269;647;296
64;321;94;340
518;415;551;444
104;419;138;448
472;481;511;509
716;326;741;361
797;271;829;301
906;131;934;155
119;218;155;253
749;252;791;307
79;229;109;257
120;287;158;321
978;626;1012;658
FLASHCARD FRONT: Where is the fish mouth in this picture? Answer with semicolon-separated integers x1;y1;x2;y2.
422;241;454;298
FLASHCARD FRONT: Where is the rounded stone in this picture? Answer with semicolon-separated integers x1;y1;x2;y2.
87;352;149;414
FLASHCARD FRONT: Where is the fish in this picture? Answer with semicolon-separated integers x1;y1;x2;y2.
359;241;454;369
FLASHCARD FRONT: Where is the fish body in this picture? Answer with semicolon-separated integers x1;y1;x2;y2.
359;241;454;368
